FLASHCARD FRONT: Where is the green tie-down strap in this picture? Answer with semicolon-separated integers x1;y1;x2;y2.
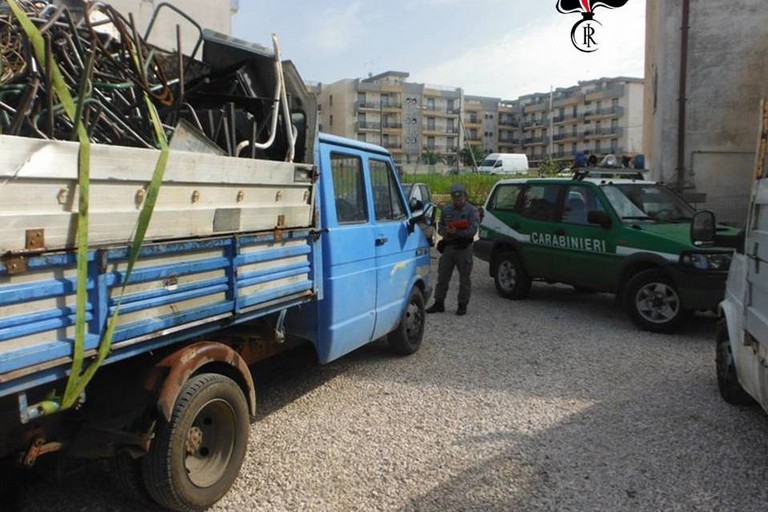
8;1;170;414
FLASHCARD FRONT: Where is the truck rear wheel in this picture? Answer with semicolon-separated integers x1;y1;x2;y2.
624;269;689;333
388;287;425;355
493;251;531;300
143;373;249;511
716;319;755;405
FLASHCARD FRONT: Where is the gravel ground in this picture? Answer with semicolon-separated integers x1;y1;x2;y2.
12;251;768;511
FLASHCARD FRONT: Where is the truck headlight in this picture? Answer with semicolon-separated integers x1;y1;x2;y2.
680;252;732;271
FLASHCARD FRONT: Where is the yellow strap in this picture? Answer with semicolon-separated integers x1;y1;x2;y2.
8;2;169;413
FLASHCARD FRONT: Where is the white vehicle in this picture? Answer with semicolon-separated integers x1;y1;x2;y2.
715;100;768;410
477;153;529;175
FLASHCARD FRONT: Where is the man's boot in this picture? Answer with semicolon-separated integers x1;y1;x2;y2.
426;300;445;313
456;303;467;316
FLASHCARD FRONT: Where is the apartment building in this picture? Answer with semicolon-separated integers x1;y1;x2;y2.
318;72;464;164
514;77;644;165
317;73;643;167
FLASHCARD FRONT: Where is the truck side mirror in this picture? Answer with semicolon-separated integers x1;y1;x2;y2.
587;210;612;229
691;210;716;246
409;198;424;212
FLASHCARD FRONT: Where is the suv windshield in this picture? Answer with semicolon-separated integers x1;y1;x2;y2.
480;159;498;167
602;184;695;222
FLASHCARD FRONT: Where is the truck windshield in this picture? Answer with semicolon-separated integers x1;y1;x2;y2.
480;159;498;167
602;184;696;222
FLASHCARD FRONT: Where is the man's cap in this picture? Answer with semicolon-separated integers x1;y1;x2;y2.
450;184;466;196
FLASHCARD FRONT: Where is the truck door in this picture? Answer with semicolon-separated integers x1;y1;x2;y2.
316;147;377;361
368;158;418;340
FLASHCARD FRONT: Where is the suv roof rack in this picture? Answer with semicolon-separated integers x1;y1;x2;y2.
573;168;647;180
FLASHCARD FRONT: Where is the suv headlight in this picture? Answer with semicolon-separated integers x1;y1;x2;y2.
680;251;732;271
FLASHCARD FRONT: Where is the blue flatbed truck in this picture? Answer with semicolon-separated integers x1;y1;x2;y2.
0;86;432;512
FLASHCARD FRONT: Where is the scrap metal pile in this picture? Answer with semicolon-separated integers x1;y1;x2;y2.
0;0;314;162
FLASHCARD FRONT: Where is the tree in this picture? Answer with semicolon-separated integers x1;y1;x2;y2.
460;145;484;169
421;147;444;165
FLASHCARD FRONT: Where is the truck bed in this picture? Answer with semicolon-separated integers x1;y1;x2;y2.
0;135;316;253
0;136;319;399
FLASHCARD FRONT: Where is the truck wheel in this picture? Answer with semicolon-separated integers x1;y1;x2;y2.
624;269;689;333
110;452;152;504
493;251;531;300
143;373;249;512
716;319;755;405
388;287;425;356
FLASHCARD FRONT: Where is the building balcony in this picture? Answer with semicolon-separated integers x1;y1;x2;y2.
357;101;380;110
424;144;458;153
554;132;579;142
523;136;547;146
356;121;381;131
383;142;402;150
592;106;625;118
383;122;403;130
499;137;520;144
593;127;624;138
382;103;402;111
445;127;460;134
499;118;519;127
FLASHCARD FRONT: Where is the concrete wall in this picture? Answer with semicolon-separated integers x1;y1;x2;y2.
625;82;644;154
106;0;234;54
645;0;768;225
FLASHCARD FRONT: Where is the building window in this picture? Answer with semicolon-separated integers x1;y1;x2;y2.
330;115;333;127
329;95;333;107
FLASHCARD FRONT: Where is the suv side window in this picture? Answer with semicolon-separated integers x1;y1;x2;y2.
331;153;367;224
563;185;605;225
489;184;523;211
520;184;561;221
370;159;407;221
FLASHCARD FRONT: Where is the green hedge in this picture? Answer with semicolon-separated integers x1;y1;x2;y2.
401;173;536;206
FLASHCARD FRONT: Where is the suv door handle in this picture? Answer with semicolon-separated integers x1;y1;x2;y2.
375;236;388;246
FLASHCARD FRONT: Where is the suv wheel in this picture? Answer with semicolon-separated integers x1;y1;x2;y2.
715;319;755;405
624;268;689;333
493;251;531;300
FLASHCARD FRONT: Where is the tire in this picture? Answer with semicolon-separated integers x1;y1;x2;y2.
493;251;531;300
624;268;690;333
388;287;425;356
110;451;152;505
715;319;755;405
142;373;250;512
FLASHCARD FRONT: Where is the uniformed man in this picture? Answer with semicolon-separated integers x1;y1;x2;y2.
426;183;480;316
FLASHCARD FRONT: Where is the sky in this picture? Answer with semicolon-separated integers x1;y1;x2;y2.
232;0;646;100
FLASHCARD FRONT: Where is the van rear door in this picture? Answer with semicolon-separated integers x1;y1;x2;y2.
744;175;768;346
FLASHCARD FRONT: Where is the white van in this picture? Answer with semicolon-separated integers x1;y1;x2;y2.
715;100;768;411
477;153;528;175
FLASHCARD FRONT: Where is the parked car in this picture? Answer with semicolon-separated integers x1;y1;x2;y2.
402;182;436;246
474;172;742;333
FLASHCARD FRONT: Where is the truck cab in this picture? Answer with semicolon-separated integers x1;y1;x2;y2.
287;134;433;361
